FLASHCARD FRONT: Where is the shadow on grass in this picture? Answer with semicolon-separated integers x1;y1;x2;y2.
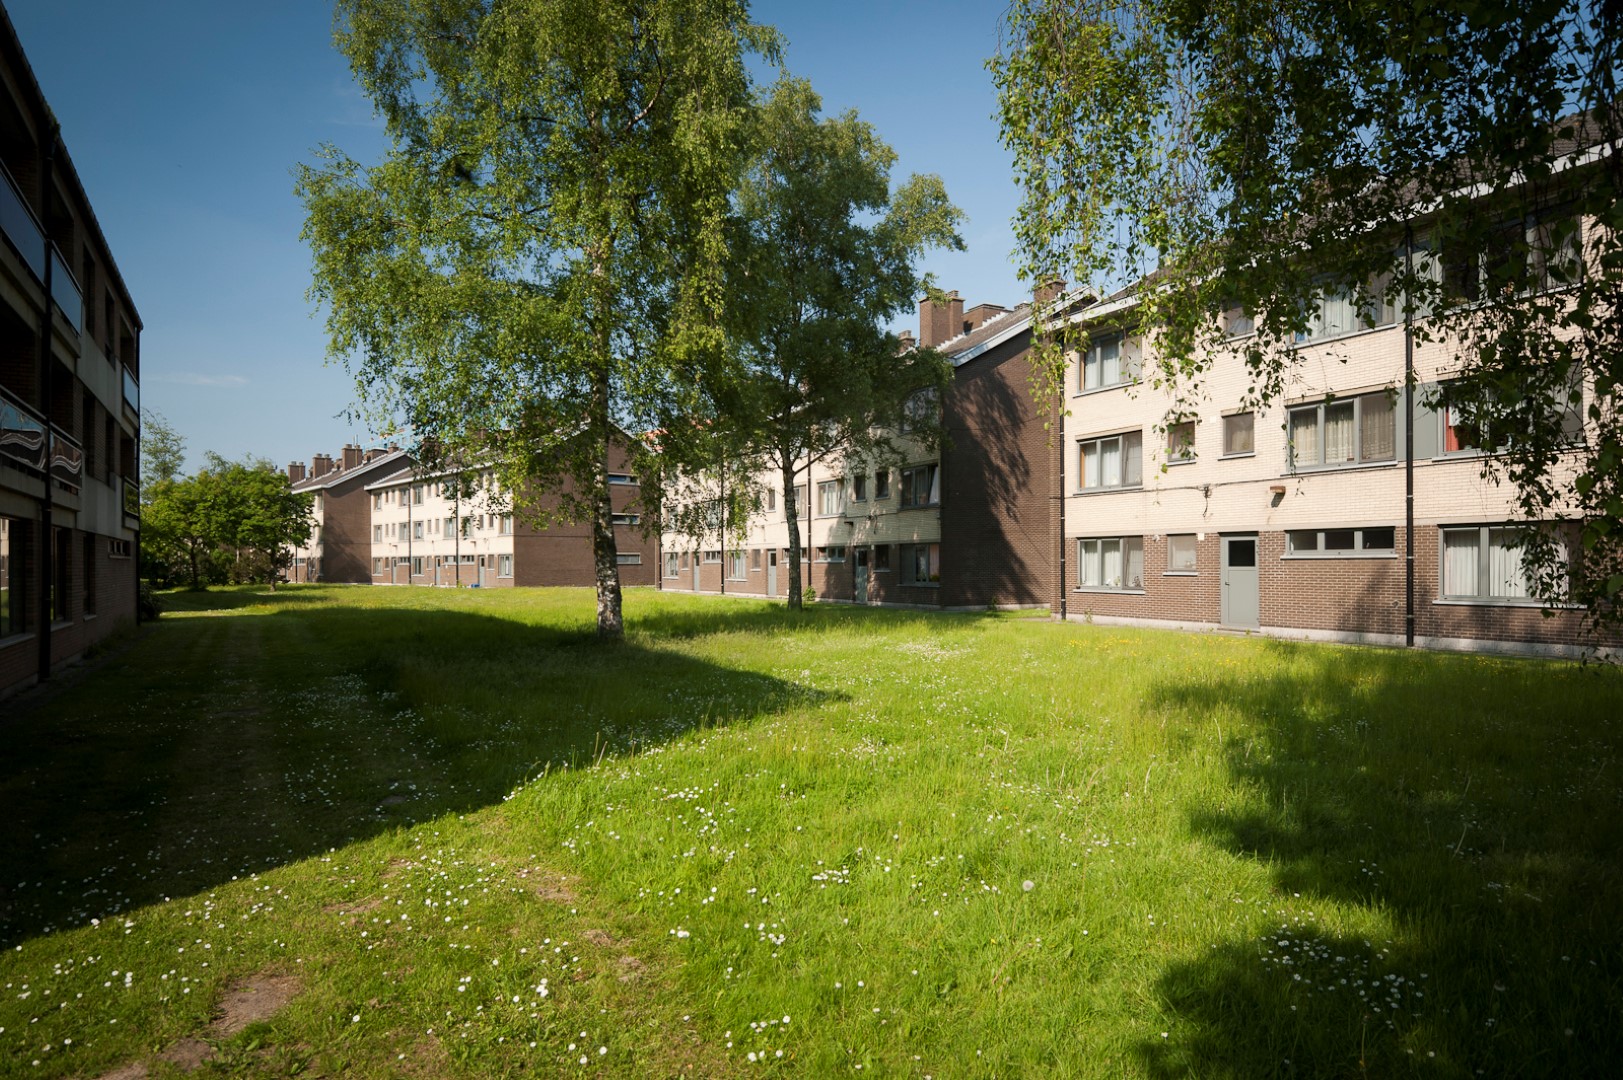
0;594;839;948
628;594;1001;640
1137;640;1623;1077
157;584;332;613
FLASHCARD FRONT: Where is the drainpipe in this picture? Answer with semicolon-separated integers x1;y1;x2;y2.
36;124;58;684
1404;223;1416;648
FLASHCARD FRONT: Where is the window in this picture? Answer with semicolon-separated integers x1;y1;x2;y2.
611;513;641;526
1286;527;1396;556
1221;303;1254;338
1437;375;1583;455
1166;421;1196;463
852;475;868;502
411;556;424;575
1296;281;1359;342
728;550;747;578
1442;525;1566;602
900;464;940;508
608;472;637;486
1077;537;1144;589
1223;413;1255;456
460;517;474;539
703;550;721;563
373;493;383;510
498;554;514;577
901;388;940;434
1;518;22;637
1444;213;1583;303
51;527;70;624
616;552;642;566
875;469;891;499
665;552;680;578
818;480;843;516
751;548;762;571
444;516;455;535
873;545;891;572
1288;392;1394;469
413;521;424;540
1079;431;1143;490
412;484;424;505
1081;333;1136;391
816;545;847;563
1167;534;1197;573
372;558;383;576
903;542;940;584
373;525;383;543
764;489;776;512
108;539;131;559
499;514;514;535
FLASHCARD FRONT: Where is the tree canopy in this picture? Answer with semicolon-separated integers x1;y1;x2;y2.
143;454;313;590
298;0;778;638
993;0;1623;631
682;77;964;610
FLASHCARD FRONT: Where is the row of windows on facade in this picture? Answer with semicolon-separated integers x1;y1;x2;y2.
1076;382;1582;491
814;464;940;516
1073;525;1560;603
371;473;638;510
1078;217;1585;391
370;551;647;577
0;518;129;639
665;542;942;585
370;511;643;543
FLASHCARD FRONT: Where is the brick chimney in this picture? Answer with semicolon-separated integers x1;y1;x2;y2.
918;291;965;348
311;454;333;479
1034;278;1067;307
342;443;363;470
897;329;915;353
287;461;306;484
963;303;1009;332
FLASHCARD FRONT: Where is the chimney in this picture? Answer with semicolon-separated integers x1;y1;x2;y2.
343;443;363;470
963;303;1009;332
311;454;333;479
918;290;964;348
287;461;306;484
897;329;915;353
1034;278;1067;307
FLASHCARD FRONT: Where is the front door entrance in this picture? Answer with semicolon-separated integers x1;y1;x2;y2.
767;550;778;597
853;547;870;604
692;554;701;592
1220;534;1261;628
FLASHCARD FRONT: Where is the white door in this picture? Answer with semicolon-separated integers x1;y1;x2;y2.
767;550;778;597
1220;535;1261;628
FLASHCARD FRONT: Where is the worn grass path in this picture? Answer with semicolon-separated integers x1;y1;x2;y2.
1;585;1621;1078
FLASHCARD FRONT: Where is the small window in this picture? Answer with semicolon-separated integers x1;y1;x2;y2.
664;552;680;577
818;480;843;517
608;472;637;486
875;469;891;500
611;513;641;526
852;475;868;502
1167;534;1197;573
900;464;940;508
1077;537;1144;589
1166;420;1196;463
902;542;939;584
728;550;747;579
703;550;721;563
499;514;514;535
750;548;762;571
616;552;642;566
817;545;847;563
1081;333;1136;391
764;488;776;512
873;545;891;572
1221;303;1254;339
1286;527;1396;556
1223;413;1254;456
413;521;424;540
498;554;514;577
373;493;383;510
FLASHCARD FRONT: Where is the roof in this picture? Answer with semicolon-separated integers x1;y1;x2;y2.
291;448;411;492
940;302;1034;367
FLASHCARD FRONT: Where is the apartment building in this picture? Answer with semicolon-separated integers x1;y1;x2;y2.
1057;278;1603;654
364;446;656;589
0;6;142;697
286;443;409;583
660;290;1057;610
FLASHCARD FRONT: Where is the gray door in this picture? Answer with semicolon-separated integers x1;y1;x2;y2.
853;548;869;604
1221;535;1261;628
692;555;701;592
767;550;778;597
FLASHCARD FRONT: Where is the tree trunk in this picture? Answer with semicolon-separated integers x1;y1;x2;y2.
589;368;624;640
781;455;802;611
187;543;200;591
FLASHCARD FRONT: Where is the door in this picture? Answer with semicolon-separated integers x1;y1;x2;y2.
767;550;778;597
1220;534;1261;628
853;548;870;604
692;555;701;592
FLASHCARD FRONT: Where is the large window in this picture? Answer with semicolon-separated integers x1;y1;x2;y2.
1077;537;1144;589
1442;214;1582;303
728;550;747;579
1079;431;1143;490
1081;334;1135;391
1223;412;1255;456
818;480;843;516
816;545;847;563
497;554;514;577
1287;527;1396;556
1288;392;1394;469
0;518;21;637
1441;525;1565;602
903;542;939;584
901;464;940;508
1167;534;1197;573
664;552;680;578
1437;376;1583;455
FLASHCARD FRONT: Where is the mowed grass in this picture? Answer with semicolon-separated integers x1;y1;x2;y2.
1;586;1621;1078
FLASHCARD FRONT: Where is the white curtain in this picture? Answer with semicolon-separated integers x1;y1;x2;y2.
1100;338;1121;385
1124;539;1144;588
1123;431;1143;485
1443;530;1480;597
1488;529;1529;598
928;465;940;505
1082;443;1099;488
1290;409;1319;466
1101;439;1121;487
1101;539;1122;587
1360;395;1395;460
1324;403;1355;462
1078;540;1099;586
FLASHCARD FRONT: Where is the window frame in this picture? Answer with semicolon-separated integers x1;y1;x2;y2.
901;542;939;585
1222;412;1255;458
875;469;891;500
899;464;940;509
1165;420;1197;464
1075;536;1145;591
1077;430;1143;491
664;551;680;578
1165;534;1198;575
1439;524;1569;605
1079;332;1135;393
816;545;847;564
817;479;844;517
1287;391;1396;471
1285;526;1398;559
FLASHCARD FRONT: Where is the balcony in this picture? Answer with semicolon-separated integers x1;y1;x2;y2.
0;160;83;334
49;427;82;494
0;385;46;472
122;474;140;522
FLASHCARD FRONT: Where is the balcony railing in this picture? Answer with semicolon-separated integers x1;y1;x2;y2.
0;386;47;472
0;160;83;333
123;474;140;518
0;160;44;281
50;427;83;493
122;365;139;414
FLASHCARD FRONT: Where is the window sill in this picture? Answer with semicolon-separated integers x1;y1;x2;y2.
1164;457;1196;467
1162;571;1198;577
902;581;940;588
1072;486;1143;497
1282;552;1398;561
1433;598;1584;610
1073;381;1139;398
1285;459;1397;477
1074;587;1147;595
0;631;35;649
1219;451;1256;461
899;503;940;511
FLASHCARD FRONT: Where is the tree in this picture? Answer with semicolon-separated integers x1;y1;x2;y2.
143;470;212;589
691;78;964;610
139;410;185;497
142;457;312;590
298;0;778;639
993;0;1623;632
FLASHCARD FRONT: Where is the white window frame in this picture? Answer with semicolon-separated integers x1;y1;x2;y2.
816;545;847;564
497;553;514;577
664;552;680;577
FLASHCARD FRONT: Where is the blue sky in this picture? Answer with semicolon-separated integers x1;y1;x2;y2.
9;1;1025;472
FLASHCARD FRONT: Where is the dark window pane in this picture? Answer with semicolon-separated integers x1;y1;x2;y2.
1227;539;1256;568
1324;529;1356;551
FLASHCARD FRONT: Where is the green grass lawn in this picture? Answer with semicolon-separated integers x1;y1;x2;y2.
2;585;1620;1078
